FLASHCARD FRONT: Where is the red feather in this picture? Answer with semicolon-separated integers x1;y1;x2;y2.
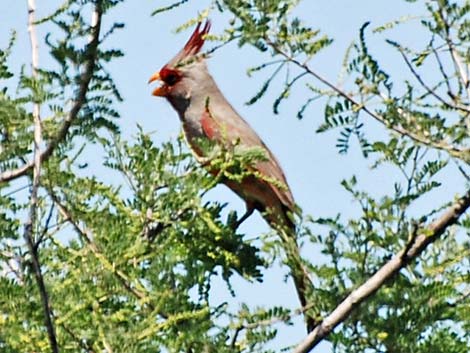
183;21;211;56
200;108;218;140
159;67;181;84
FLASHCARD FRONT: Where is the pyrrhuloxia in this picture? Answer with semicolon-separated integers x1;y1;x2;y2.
149;21;315;331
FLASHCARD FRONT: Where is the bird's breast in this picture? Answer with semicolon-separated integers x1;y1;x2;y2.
181;111;209;158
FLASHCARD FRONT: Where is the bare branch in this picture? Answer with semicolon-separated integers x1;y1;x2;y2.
0;1;103;184
23;0;58;352
294;189;470;353
267;42;469;160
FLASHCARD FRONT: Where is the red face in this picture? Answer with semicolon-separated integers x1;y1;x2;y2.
160;67;182;86
148;21;211;97
148;67;182;97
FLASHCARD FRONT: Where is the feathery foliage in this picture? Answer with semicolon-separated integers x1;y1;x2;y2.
1;0;469;352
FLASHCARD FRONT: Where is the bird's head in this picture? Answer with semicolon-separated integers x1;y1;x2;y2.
148;21;211;107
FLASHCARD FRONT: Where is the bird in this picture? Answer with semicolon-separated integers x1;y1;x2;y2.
148;21;315;331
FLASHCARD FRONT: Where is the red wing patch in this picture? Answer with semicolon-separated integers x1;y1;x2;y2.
200;108;218;140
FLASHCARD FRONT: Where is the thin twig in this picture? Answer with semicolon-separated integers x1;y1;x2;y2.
24;1;59;352
437;5;470;134
431;40;455;100
454;159;470;182
0;248;24;284
61;322;96;352
0;2;103;184
397;46;470;114
35;203;56;250
438;5;470;99
2;183;30;197
294;189;470;353
48;189;169;319
229;299;318;348
53;197;152;304
266;41;468;159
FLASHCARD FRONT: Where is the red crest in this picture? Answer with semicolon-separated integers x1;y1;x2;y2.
182;21;211;57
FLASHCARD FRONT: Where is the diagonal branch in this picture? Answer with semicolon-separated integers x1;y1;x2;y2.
47;189;171;320
51;195;154;307
267;41;468;160
294;189;470;353
0;2;103;184
23;1;59;352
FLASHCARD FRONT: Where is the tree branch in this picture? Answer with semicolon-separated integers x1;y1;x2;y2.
294;189;470;353
0;1;103;184
23;0;58;352
437;4;470;100
267;42;468;160
61;322;96;353
396;45;470;114
48;189;168;318
431;41;455;100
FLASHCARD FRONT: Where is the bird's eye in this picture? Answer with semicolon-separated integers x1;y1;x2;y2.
165;73;178;86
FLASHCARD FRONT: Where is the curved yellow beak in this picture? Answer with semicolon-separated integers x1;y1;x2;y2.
148;72;167;97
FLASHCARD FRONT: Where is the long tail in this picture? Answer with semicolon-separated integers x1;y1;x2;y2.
270;209;316;332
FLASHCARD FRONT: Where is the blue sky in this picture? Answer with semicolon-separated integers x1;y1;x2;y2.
1;0;462;351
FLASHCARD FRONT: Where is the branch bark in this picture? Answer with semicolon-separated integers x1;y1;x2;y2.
294;189;470;353
0;1;103;184
23;1;58;352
